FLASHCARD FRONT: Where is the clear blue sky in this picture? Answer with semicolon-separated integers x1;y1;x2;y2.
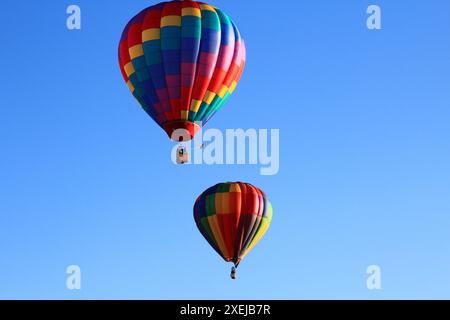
0;0;449;299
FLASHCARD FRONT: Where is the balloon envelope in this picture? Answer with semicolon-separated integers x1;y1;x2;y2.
194;182;273;267
119;0;246;141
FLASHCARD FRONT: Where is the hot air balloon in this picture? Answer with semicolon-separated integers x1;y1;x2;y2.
193;182;273;279
118;0;246;142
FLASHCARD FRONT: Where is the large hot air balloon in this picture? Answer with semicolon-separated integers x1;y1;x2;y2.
118;0;246;141
194;182;273;279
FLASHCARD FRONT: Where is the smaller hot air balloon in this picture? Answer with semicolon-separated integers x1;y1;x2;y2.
193;182;273;279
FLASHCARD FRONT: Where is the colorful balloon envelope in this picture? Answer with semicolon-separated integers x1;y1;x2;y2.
118;0;246;141
194;182;273;269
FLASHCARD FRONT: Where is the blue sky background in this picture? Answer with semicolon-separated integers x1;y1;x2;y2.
0;0;449;299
